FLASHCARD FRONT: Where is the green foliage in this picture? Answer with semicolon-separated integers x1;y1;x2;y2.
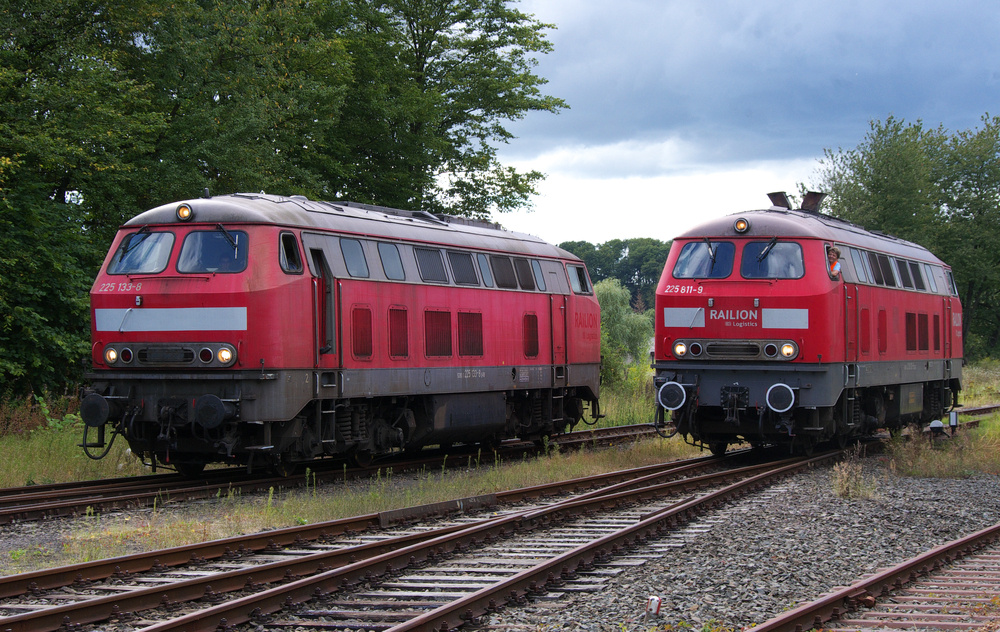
561;238;671;309
331;0;567;217
0;0;564;398
814;114;1000;360
595;279;653;387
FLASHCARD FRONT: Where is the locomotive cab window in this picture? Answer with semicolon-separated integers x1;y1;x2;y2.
530;260;547;291
568;264;592;294
673;241;734;279
849;248;873;284
923;264;939;293
177;228;248;273
415;248;449;283
378;243;406;280
340;238;369;278
740;241;803;279
279;232;303;274
108;230;175;275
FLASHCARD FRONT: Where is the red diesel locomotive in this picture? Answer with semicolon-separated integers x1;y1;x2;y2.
653;192;962;455
80;193;602;475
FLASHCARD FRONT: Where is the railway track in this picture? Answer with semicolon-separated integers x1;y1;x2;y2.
0;449;843;632
0;424;656;525
753;519;1000;631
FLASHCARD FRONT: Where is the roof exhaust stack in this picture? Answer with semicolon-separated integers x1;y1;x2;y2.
767;191;792;210
801;191;827;213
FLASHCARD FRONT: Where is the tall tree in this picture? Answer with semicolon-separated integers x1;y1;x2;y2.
333;0;567;217
560;238;671;310
934;115;1000;354
816;116;945;245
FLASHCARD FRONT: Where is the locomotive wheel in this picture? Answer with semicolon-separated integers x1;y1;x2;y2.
708;441;727;457
352;450;373;468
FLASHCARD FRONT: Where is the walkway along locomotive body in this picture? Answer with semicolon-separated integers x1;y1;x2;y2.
652;193;962;455
80;193;602;475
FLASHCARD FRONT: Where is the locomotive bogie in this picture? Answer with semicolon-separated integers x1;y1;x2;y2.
653;195;962;454
81;194;601;474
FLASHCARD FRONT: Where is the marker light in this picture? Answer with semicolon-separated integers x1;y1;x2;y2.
780;342;797;358
734;218;750;233
673;342;687;357
217;347;234;364
176;204;194;221
104;348;118;364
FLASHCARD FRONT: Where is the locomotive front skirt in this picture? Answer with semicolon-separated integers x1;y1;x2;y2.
80;193;602;475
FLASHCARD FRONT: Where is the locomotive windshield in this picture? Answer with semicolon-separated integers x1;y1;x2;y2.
672;241;734;279
107;229;174;275
177;228;248;273
740;241;804;279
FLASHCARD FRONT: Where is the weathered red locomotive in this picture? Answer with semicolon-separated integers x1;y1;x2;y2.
653;192;962;455
80;193;602;475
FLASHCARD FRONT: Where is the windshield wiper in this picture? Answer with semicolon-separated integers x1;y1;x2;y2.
122;226;150;255
216;223;237;251
756;237;778;262
703;237;717;267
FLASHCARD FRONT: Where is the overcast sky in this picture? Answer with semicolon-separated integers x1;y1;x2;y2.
494;0;1000;245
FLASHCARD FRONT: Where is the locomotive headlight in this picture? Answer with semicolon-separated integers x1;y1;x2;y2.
734;217;750;233
176;204;194;221
780;342;798;358
673;342;688;357
104;347;118;364
217;347;234;364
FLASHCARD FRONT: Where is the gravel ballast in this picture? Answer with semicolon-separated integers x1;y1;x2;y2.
482;456;1000;631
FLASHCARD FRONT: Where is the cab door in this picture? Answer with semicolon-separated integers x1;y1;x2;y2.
303;234;341;370
550;293;567;366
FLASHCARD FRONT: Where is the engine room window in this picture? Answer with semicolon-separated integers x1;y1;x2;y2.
448;251;479;285
378;243;405;280
523;313;539;358
279;232;303;274
108;230;175;275
491;256;518;289
568;265;592;294
740;241;804;279
513;258;536;290
458;312;483;356
177;228;248;273
895;258;914;289
415;248;448;283
908;261;926;290
673;241;734;279
341;238;369;278
477;254;494;287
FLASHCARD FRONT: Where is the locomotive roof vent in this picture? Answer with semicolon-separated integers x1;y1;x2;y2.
766;191;827;213
801;191;827;213
767;191;793;210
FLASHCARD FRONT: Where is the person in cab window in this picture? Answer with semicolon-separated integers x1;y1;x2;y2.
827;246;842;280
